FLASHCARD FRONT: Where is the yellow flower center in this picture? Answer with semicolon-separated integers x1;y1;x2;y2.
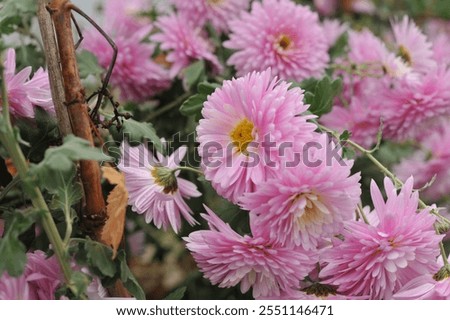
276;34;293;51
230;118;254;155
398;45;412;66
207;0;223;5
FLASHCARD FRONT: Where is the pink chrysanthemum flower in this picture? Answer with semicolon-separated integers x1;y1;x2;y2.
117;142;201;233
241;134;361;250
184;206;317;298
321;96;381;149
196;69;317;202
322;19;348;48
151;13;222;78
103;0;152;36
320;177;443;299
378;67;450;140
0;251;61;300
2;48;54;118
224;0;329;82
171;0;250;33
83;23;171;102
391;16;436;73
394;123;450;201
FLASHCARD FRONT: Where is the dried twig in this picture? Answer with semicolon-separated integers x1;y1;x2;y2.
37;0;72;136
47;0;106;238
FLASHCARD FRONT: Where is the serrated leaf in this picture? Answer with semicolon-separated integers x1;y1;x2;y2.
77;51;103;79
69;271;91;298
116;119;163;154
306;77;342;117
183;60;205;90
0;210;40;277
179;94;207;116
29;135;112;185
100;167;128;258
85;240;116;278
164;287;186;300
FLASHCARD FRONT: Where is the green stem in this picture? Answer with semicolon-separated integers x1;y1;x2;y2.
0;175;21;203
172;166;204;176
356;203;370;225
145;92;191;121
318;124;450;268
0;63;74;288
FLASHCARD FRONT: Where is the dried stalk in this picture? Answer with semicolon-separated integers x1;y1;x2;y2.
47;0;106;239
37;0;72;137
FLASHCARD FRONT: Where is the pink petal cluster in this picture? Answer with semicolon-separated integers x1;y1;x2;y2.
196;69;317;202
322;19;348;48
2;48;54;118
391;16;436;73
0;251;62;300
320;178;443;299
241;134;361;250
394;122;450;201
117;142;201;233
424;19;450;67
151;13;223;78
171;0;250;33
184;206;317;298
83;3;171;102
378;67;450;140
394;274;450;300
224;0;329;82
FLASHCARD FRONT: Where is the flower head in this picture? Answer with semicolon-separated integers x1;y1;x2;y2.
394;122;450;201
320;177;443;299
117;142;201;233
83;24;171;102
242;134;361;250
378;67;450;140
151;13;223;78
2;48;54;118
196;69;317;202
224;0;329;82
171;0;250;33
391;16;436;73
184;206;317;298
0;251;61;300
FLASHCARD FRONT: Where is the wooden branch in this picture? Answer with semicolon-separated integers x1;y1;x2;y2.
47;0;106;239
37;0;72;136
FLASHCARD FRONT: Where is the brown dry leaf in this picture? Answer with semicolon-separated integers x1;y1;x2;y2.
5;158;18;176
101;166;128;258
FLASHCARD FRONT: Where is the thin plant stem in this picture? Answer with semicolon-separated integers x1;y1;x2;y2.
145;92;191;122
172;166;204;176
0;63;74;289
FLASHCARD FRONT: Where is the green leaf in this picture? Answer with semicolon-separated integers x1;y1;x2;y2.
48;167;83;213
197;81;220;95
164;287;187;300
29;135;112;180
85;240;116;278
69;271;92;299
0;0;35;34
304;77;342;117
183;60;205;90
0;210;41;277
339;130;350;141
329;32;348;59
179;94;207;116
116;250;145;300
77;51;104;79
114;119;163;154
